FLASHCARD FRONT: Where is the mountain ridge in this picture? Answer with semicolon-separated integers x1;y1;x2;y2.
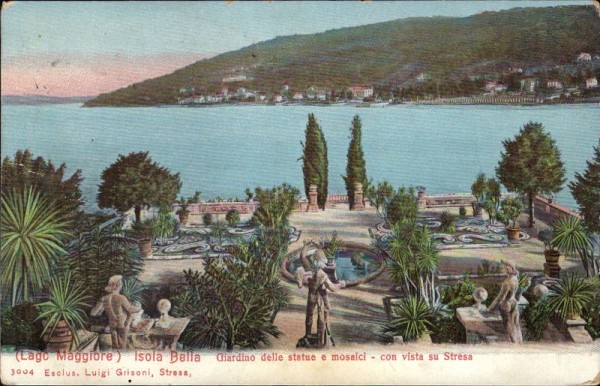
85;5;600;106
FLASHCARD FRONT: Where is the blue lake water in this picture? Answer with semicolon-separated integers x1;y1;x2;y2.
1;103;598;211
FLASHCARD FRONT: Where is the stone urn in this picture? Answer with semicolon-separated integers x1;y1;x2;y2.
544;249;561;264
178;210;190;226
45;319;72;352
506;226;521;240
138;238;153;258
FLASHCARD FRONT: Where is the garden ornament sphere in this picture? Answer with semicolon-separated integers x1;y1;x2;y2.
533;284;549;298
473;287;488;309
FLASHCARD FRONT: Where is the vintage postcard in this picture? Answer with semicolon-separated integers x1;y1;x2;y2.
1;1;599;384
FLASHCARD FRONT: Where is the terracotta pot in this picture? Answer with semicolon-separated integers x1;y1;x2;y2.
138;238;153;258
507;226;521;240
544;250;561;264
178;211;190;226
473;206;482;217
45;319;72;352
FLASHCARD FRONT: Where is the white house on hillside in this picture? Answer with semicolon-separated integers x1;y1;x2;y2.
585;77;598;89
547;80;563;90
348;84;373;99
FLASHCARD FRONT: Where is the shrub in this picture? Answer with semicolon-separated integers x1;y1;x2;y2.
582;278;600;339
459;206;467;217
1;302;45;349
523;298;552;341
383;296;434;342
386;187;418;226
225;209;240;226
202;213;213;226
430;313;466;344
440;278;476;309
439;211;457;233
173;228;290;350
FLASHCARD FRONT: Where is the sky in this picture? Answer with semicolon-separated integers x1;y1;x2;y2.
1;1;591;96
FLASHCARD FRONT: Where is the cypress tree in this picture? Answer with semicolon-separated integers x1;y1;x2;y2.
300;113;328;210
343;115;368;209
570;139;600;233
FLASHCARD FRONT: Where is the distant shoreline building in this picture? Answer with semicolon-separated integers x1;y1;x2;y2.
222;75;249;83
348;84;373;99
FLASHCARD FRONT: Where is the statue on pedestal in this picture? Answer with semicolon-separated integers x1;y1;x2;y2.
295;240;345;348
91;275;142;350
487;260;523;343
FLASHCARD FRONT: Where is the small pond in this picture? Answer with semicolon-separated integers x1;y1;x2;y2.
287;249;381;282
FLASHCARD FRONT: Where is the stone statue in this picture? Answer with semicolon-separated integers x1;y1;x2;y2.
155;299;174;329
91;275;142;350
295;240;345;348
487;260;523;343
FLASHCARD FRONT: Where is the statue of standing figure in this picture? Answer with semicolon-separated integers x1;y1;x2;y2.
487;260;523;343
91;275;142;350
295;240;345;348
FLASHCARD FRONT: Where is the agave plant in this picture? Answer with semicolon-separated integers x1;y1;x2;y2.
121;278;146;306
37;273;90;346
547;274;594;320
383;296;434;341
210;221;229;245
1;188;70;306
551;216;596;277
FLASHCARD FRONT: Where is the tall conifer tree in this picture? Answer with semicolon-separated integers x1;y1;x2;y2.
343;115;368;209
570;139;600;233
300;113;328;210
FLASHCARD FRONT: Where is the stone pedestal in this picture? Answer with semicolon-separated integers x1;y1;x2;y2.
552;314;593;343
351;183;365;211
417;188;427;209
307;184;319;212
456;307;504;344
544;262;561;278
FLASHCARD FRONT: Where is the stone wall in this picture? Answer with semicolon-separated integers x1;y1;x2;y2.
533;195;580;224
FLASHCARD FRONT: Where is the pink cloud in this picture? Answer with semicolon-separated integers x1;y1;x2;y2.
1;52;214;97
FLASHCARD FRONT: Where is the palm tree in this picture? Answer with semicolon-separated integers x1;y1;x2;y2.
381;220;440;307
552;216;597;277
1;188;70;306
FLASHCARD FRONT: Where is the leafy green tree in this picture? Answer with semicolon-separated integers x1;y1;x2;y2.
97;152;181;223
386;187;418;226
570;139;600;233
496;122;566;227
1;149;83;218
1;188;70;306
300;114;328;210
471;172;488;214
343;115;368;209
484;178;502;224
